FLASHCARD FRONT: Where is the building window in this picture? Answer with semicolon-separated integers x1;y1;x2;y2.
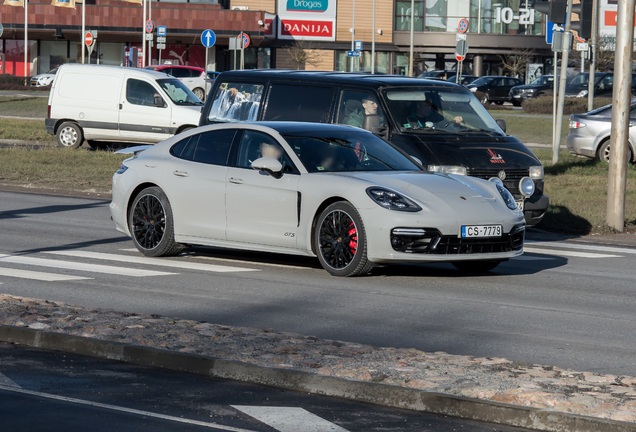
425;0;447;32
395;1;424;31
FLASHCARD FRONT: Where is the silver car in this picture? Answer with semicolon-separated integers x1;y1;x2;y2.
566;101;636;162
110;122;525;276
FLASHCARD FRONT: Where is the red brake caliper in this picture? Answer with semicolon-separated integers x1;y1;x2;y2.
348;221;357;254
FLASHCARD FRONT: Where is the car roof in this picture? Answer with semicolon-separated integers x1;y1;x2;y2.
200;121;369;135
213;69;457;89
154;65;204;71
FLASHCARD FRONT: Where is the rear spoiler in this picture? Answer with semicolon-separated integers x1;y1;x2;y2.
115;145;152;156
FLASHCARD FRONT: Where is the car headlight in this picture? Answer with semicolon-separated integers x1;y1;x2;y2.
428;165;468;176
489;178;518;211
529;165;544;180
469;87;477;93
577;90;588;98
519;177;535;198
366;187;422;212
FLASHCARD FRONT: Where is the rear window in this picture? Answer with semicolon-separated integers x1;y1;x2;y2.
263;84;333;122
207;82;264;122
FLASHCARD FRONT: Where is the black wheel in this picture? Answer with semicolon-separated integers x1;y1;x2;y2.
481;93;490;105
598;140;633;163
452;260;503;273
128;187;184;257
315;202;373;277
192;87;205;101
494;101;504;105
512;101;522;107
56;122;83;149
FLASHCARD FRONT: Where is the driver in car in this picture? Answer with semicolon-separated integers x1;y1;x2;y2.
406;101;463;130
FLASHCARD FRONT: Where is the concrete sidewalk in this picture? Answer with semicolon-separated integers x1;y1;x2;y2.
0;294;634;432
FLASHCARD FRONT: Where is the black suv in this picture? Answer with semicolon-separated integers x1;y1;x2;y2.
466;76;523;105
509;75;554;106
200;70;548;225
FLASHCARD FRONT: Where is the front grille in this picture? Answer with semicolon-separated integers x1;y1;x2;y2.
468;168;529;195
391;225;525;255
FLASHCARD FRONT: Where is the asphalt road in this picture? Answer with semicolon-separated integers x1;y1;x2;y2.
0;190;635;377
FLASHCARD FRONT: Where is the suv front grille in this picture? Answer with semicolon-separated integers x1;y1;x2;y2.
468;168;529;195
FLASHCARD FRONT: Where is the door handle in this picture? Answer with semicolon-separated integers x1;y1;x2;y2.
229;177;244;184
173;170;189;177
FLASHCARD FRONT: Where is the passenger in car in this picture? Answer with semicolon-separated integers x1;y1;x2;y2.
259;142;283;160
345;96;384;131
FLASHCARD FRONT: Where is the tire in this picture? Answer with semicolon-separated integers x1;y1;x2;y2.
192;87;205;101
452;260;503;273
315;201;373;277
512;101;522;107
481;93;490;105
56;122;83;149
128;187;184;257
494;101;504;106
598;140;633;163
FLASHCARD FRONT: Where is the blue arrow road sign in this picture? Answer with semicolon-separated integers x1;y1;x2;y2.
546;20;563;44
201;29;216;48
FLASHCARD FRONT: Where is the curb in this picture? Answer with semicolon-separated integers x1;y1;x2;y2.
1;325;633;432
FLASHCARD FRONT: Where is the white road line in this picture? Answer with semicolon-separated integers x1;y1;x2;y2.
232;406;349;432
0;384;257;432
0;254;176;277
526;240;636;255
46;250;260;273
523;247;621;259
0;267;92;281
0;373;21;388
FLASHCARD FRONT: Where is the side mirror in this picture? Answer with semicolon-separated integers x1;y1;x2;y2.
496;119;507;133
154;95;165;107
252;157;283;179
363;114;389;139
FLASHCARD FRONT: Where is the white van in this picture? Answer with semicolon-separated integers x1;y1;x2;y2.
46;64;202;149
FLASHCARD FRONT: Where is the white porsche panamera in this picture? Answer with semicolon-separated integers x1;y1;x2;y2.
110;122;525;276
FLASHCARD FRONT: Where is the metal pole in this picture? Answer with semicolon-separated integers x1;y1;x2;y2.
553;0;574;165
142;0;146;67
553;50;558;148
351;0;355;71
148;0;152;66
606;0;635;231
24;0;28;84
409;0;414;76
81;0;85;64
587;0;598;112
371;0;375;74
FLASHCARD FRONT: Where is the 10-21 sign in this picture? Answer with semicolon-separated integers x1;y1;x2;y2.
495;7;535;25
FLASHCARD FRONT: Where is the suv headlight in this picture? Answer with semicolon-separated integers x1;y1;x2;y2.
577;90;589;98
428;165;468;175
489;178;518;210
366;187;422;212
529;165;544;179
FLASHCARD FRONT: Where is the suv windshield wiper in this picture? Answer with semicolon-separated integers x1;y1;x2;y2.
457;128;501;136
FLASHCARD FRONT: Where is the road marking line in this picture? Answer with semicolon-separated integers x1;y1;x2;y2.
47;250;260;273
0;267;92;281
523;247;621;259
0;254;176;277
232;406;349;432
0;384;257;432
0;373;21;388
526;241;636;255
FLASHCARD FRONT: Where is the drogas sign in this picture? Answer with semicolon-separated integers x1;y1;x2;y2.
286;0;328;12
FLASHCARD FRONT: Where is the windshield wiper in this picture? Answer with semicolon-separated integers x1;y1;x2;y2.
457;128;501;136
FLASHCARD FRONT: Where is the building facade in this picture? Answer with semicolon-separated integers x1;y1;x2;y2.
0;0;555;79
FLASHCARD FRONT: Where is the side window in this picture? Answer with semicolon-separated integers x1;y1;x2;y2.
126;79;160;107
188;129;236;165
263;84;333;122
207;82;264;122
338;90;385;131
170;134;199;161
235;130;296;173
171;68;190;78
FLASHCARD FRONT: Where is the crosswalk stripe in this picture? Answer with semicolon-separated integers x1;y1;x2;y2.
523;247;621;259
0;373;21;388
232;406;349;432
45;250;260;273
0;254;176;277
0;267;92;282
526;241;636;255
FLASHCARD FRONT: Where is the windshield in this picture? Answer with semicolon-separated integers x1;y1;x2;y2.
468;76;494;86
283;130;421;173
157;78;203;106
383;86;504;135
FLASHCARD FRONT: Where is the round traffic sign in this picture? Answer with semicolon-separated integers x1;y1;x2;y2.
455;53;466;62
201;29;216;48
240;32;250;49
145;19;155;34
458;18;469;34
84;32;94;47
0;24;4;38
455;40;469;56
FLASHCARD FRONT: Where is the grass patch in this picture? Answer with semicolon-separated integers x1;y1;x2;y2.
491;113;568;145
0;119;53;141
0;95;49;117
532;149;636;235
0;147;127;191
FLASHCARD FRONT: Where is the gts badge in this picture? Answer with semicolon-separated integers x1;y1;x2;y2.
284;232;296;238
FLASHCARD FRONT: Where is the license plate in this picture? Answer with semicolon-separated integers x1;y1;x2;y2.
461;225;502;238
516;200;524;211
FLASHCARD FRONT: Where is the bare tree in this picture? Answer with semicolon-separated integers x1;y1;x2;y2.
498;49;537;79
285;40;322;70
595;36;616;72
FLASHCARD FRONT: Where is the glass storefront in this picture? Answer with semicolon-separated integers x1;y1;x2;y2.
335;50;391;73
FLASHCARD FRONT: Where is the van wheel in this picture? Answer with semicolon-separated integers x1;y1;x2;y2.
57;122;83;149
192;87;205;101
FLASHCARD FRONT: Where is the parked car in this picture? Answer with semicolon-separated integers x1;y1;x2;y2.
466;76;523;105
110;122;526;276
200;70;548;226
30;67;58;87
46;64;202;149
447;74;478;86
566;100;636;163
509;75;554;106
145;64;208;101
563;72;636;98
419;70;456;81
